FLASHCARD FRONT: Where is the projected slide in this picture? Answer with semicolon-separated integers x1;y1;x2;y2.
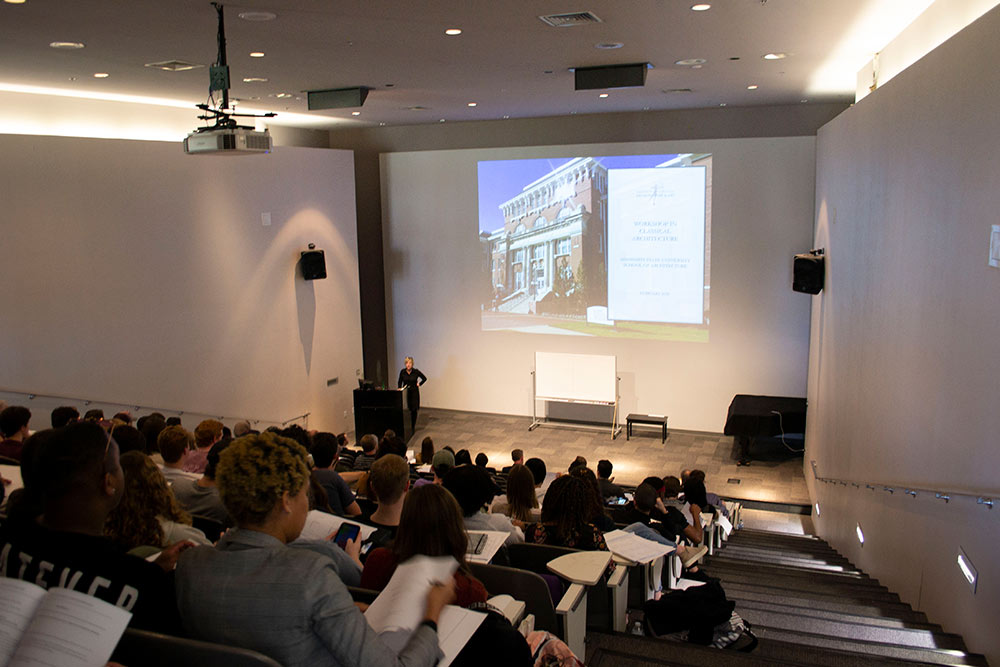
478;154;711;341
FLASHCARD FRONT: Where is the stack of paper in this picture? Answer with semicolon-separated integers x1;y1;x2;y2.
604;529;675;564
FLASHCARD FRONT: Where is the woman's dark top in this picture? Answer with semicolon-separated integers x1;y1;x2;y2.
398;368;428;409
524;522;608;551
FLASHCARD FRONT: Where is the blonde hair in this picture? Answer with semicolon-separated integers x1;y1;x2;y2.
404;356;414;365
216;432;310;526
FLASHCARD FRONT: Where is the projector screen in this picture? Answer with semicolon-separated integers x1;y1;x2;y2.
478;153;711;341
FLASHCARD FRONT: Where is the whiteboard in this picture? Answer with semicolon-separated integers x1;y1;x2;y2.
534;352;617;404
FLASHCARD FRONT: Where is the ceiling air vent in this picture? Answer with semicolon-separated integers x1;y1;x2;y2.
539;11;603;27
145;60;204;72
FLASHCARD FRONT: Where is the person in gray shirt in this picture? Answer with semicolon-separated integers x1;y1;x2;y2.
175;432;452;667
171;439;231;525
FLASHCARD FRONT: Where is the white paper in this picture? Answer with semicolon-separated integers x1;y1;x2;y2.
717;513;733;536
292;510;377;543
604;529;675;564
0;465;24;505
673;578;707;590
465;530;507;564
365;555;459;633
0;579;47;665
436;606;486;667
8;586;131;667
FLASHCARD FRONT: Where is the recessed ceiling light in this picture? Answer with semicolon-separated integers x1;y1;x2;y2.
351;111;361;116
502;114;510;119
691;3;711;10
242;77;268;83
439;118;446;123
729;56;741;61
145;60;203;72
93;72;109;78
379;122;387;126
445;28;462;35
801;98;809;103
663;88;693;94
595;42;623;50
406;106;427;111
467;102;477;107
50;41;85;49
691;64;703;69
4;0;28;4
275;92;292;98
599;93;609;98
675;58;706;66
747;84;758;90
763;52;787;60
719;102;727;107
249;52;265;58
238;11;276;21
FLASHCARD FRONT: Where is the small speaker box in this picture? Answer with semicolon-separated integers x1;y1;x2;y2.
792;252;824;294
300;249;327;280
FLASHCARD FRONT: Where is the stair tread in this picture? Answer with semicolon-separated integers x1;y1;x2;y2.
724;585;928;622
735;599;942;631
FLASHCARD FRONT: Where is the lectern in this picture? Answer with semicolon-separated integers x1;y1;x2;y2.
353;388;411;442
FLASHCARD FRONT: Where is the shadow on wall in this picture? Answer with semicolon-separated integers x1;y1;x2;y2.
295;258;316;374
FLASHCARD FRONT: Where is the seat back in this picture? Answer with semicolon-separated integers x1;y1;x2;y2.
506;542;577;574
112;628;283;667
191;514;224;542
469;562;558;633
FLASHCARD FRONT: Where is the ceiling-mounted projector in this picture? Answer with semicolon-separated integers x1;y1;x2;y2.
183;127;272;155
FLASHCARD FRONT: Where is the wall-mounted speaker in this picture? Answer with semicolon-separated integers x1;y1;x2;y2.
792;250;824;294
307;87;369;110
300;249;327;280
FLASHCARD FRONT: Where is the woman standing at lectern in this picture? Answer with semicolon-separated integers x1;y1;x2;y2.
398;356;427;432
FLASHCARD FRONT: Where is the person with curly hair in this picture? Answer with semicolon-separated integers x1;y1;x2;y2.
175;432;453;667
105;451;211;550
524;474;609;551
568;466;616;532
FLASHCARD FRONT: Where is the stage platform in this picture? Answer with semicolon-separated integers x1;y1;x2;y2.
373;408;810;506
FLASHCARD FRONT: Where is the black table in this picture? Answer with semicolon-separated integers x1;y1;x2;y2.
626;413;668;443
723;395;806;464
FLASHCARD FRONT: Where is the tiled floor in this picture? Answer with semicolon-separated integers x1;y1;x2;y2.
408;408;810;505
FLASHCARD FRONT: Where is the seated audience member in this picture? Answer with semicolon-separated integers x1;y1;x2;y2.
596;459;624;499
657;476;703;545
83;409;104;422
524;457;551;501
567;455;587;473
491;463;540;524
474;452;489;468
50;405;79;428
232;419;252;437
352;433;378;471
175;432;451;667
454;448;473;467
362;484;488;606
415;436;435;465
687;469;728;516
138;414;167;464
280;424;313;453
113;411;133;424
105;451;211;549
525;475;608;551
165;416;182;427
311;431;361;516
415;448;455;488
377;434;408;460
622;483;682;547
172;439;232;525
0;405;32;460
182;419;224;474
0;421;187;632
501;448;524;474
569;466;616;532
444;465;523;545
157;425;200;486
358;454;410;549
110;424;146;455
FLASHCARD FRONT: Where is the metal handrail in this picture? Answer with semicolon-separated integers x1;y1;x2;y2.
810;460;994;510
0;387;310;429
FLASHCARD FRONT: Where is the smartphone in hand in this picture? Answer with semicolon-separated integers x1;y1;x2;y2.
332;523;361;550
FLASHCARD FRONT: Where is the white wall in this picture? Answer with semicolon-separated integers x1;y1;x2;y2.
381;137;816;431
0;134;363;433
808;4;1000;662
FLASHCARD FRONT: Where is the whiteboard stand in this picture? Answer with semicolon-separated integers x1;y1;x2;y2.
529;370;622;440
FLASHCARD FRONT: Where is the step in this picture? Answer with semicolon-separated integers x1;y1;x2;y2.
753;626;987;666
709;551;861;574
723;583;928;623
735;599;941;632
716;543;853;564
752;637;964;667
704;559;887;589
705;570;902;603
585;631;790;667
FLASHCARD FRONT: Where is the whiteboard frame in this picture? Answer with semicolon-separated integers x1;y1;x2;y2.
529;352;621;439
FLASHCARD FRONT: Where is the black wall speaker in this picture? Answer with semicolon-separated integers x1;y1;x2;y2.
574;63;648;90
792;250;825;294
300;249;327;280
307;87;369;110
